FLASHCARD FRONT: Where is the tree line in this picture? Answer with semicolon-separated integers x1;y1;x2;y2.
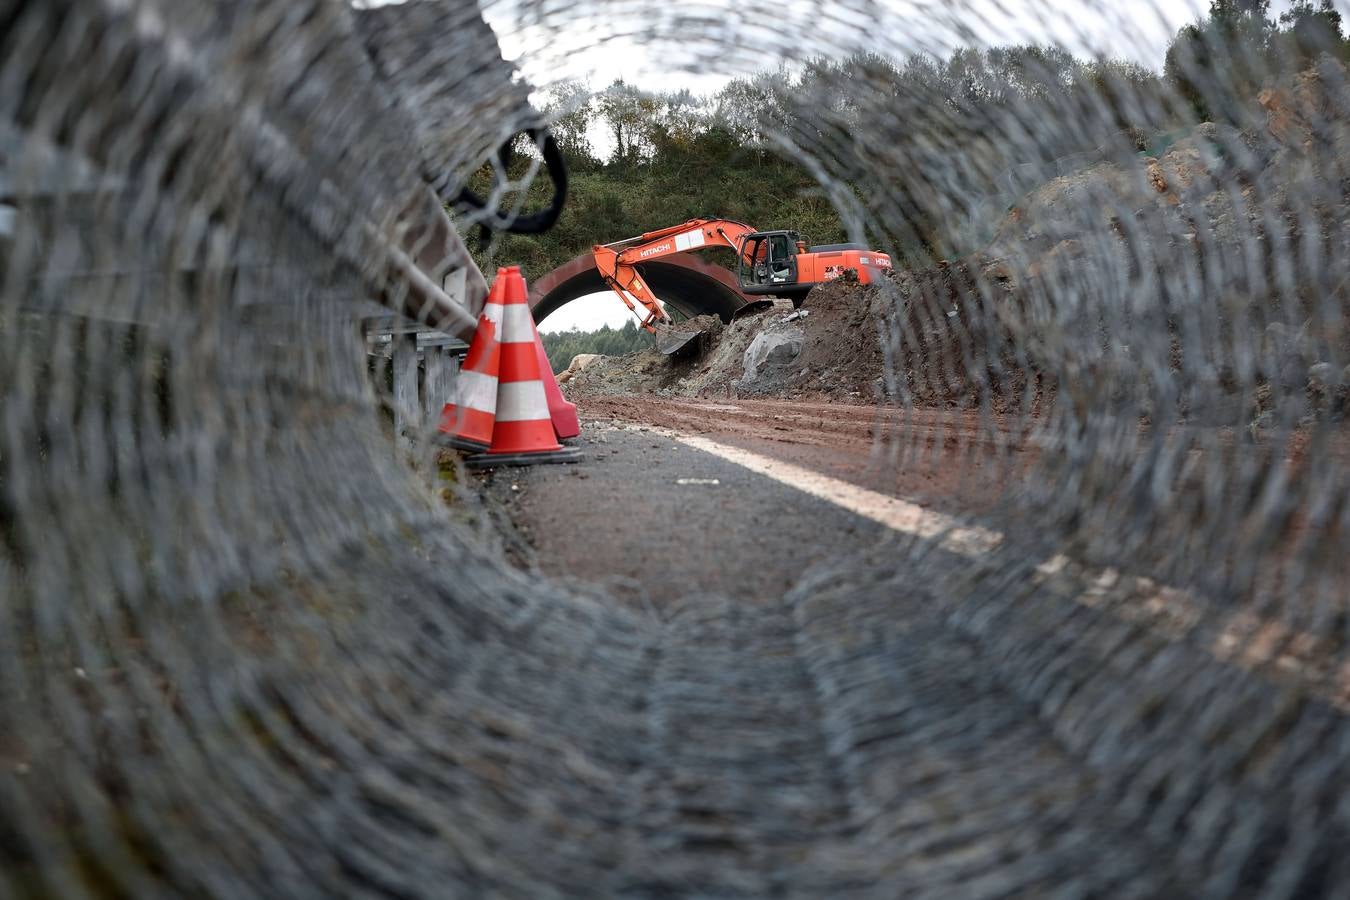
540;321;650;373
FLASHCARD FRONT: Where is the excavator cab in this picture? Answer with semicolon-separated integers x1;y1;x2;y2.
738;231;801;294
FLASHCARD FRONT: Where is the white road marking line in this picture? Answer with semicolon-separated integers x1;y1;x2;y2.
666;431;1002;557
639;425;1349;710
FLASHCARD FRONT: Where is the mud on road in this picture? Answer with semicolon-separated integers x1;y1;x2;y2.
578;395;1040;517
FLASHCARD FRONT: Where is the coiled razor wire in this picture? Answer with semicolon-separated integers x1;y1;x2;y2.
2;0;1349;896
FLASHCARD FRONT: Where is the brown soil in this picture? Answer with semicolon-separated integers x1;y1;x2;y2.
564;262;1049;414
785;278;891;400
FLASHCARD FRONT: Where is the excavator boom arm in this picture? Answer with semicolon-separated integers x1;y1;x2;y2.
590;247;668;331
591;218;760;331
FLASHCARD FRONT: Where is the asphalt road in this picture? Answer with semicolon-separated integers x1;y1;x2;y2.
468;402;1192;894
478;418;894;610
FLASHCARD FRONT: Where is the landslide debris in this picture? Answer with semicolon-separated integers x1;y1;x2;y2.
561;277;886;400
562;310;767;399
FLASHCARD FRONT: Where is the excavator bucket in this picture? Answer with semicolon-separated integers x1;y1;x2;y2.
654;322;708;356
652;313;726;356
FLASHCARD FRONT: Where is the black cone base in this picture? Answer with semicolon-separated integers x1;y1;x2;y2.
436;433;492;453
465;446;583;469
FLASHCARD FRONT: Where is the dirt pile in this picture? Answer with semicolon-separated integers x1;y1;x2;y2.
777;279;889;398
562;263;1027;408
562;310;770;399
556;353;602;383
564;284;903;403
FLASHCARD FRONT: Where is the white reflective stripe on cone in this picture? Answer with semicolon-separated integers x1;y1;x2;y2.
482;301;505;329
494;381;550;422
500;304;537;342
452;369;498;412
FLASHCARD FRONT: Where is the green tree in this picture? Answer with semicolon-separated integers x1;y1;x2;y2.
597;80;661;165
1279;0;1345;62
540;321;653;373
1163;0;1345;123
1165;4;1272;124
1211;0;1273;31
459;42;1187;279
541;80;601;171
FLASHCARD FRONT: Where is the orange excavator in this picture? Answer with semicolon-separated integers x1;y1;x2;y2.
591;218;891;350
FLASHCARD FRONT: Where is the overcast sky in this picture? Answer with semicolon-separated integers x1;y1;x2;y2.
490;0;1201;96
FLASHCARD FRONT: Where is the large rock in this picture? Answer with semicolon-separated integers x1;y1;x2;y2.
556;353;602;384
740;326;804;387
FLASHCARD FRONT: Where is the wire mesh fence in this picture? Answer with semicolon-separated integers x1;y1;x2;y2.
2;0;1349;896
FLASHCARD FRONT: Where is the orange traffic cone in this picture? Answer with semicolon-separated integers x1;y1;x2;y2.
466;267;582;468
529;319;581;440
438;277;505;451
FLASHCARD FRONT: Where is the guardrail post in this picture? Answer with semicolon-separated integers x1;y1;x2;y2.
392;334;418;451
423;347;456;428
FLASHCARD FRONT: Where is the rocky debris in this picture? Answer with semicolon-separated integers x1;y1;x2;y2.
1303;361;1350;422
556;353;602;384
563;280;898;403
1259;54;1350;152
739;324;804;387
563;308;767;399
677;312;725;337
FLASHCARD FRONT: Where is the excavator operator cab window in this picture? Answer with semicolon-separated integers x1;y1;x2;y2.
744;236;769;285
740;232;797;289
767;233;793;283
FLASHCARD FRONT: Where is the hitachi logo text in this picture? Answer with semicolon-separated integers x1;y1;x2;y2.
640;243;672;258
